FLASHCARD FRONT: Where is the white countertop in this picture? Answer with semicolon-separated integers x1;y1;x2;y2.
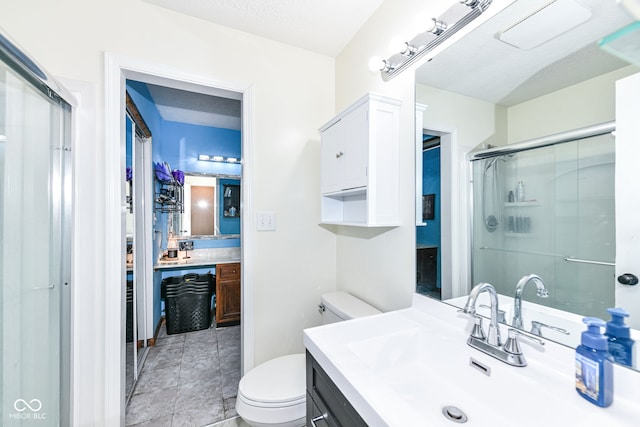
154;247;240;270
304;294;640;427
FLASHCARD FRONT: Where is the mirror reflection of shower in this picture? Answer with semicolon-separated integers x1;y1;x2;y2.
481;153;515;232
470;124;616;319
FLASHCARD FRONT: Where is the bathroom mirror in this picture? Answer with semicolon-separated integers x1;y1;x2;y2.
414;0;639;365
171;172;240;239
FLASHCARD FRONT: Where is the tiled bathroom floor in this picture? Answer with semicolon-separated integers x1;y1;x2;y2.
126;323;243;427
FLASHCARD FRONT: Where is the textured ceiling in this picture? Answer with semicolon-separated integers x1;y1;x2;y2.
143;0;385;56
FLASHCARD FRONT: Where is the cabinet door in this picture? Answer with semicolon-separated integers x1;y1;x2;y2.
306;352;368;427
320;119;341;194
216;263;241;325
338;103;368;192
320;103;369;194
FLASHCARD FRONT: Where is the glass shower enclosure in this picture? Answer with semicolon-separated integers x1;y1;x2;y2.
0;32;73;425
470;123;616;320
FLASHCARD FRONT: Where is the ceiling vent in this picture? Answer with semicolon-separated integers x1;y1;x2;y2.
496;0;592;50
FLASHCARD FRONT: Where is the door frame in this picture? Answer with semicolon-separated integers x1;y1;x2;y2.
416;107;467;300
104;53;254;424
615;72;640;329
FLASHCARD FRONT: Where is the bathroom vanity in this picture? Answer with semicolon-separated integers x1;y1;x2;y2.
304;294;640;426
155;247;241;326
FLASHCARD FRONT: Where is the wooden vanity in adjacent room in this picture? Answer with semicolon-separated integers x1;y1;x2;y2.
215;262;241;325
154;248;241;328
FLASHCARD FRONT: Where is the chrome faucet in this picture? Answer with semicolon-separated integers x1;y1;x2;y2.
462;282;502;346
512;274;549;329
462;282;545;367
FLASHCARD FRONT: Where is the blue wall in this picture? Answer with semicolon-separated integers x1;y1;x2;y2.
125;80;242;331
160;121;241;176
417;146;441;289
126;116;132;169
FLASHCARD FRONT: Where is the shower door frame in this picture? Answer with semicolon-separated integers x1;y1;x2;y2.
0;30;75;426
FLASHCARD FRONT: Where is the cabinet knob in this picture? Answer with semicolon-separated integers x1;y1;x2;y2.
617;273;639;286
335;151;344;158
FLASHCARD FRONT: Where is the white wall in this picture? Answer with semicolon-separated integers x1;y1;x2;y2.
1;0;336;425
416;86;508;298
333;0;512;311
507;65;638;143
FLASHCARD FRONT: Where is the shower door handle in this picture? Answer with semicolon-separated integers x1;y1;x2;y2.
617;273;639;286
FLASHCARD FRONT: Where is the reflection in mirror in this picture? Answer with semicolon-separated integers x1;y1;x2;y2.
415;0;639;367
172;173;241;239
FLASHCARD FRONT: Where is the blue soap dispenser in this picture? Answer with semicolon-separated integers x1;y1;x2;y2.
575;317;613;407
606;307;636;368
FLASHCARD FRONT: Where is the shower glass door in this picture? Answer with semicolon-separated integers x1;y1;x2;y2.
471;132;615;319
0;50;72;425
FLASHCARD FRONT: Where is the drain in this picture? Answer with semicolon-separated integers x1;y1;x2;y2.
442;405;468;423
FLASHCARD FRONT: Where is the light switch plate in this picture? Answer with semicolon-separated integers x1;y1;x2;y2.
256;211;276;231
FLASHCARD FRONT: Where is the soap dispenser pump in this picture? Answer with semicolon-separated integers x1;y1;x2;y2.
606;307;636;368
575;317;613;407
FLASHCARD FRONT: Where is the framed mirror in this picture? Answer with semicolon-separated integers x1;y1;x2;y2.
171;173;241;239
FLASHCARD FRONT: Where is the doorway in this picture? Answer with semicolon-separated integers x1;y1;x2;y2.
104;54;254;424
416;135;441;299
415;123;466;301
123;78;244;425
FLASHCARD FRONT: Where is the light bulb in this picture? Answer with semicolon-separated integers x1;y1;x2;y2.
389;36;408;54
368;56;386;72
427;18;447;35
412;12;431;35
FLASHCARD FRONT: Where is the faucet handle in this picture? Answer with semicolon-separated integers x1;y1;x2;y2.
503;329;523;355
470;316;486;340
530;320;569;337
510;328;546;346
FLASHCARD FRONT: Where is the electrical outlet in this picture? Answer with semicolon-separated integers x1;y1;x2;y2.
256;211;276;231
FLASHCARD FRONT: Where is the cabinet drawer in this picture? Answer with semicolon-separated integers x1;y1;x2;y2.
217;263;240;280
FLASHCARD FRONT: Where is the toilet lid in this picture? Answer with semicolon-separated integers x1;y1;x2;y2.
238;353;306;405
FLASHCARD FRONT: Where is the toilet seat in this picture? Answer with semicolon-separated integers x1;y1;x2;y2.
236;354;306;427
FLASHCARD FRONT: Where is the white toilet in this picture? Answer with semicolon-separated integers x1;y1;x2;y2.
235;291;381;427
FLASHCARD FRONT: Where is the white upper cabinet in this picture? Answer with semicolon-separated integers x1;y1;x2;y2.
319;93;401;227
320;102;369;194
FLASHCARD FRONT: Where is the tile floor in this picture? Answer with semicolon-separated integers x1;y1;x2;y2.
126;323;243;427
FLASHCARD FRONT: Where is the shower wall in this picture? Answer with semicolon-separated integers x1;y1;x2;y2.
472;132;615;319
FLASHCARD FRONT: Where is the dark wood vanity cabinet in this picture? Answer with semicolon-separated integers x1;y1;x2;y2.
215;262;241;325
306;351;368;427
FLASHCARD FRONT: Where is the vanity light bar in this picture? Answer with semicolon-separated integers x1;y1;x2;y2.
198;154;242;164
373;0;493;81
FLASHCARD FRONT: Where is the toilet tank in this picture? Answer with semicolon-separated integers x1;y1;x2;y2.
320;291;381;325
